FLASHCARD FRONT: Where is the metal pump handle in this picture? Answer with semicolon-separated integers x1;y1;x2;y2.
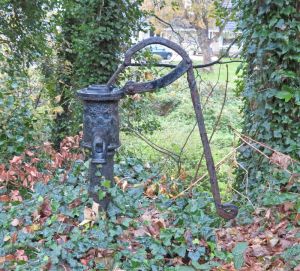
108;37;238;219
107;37;192;92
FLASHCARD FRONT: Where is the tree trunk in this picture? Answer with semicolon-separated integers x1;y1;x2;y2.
234;0;300;202
196;28;213;71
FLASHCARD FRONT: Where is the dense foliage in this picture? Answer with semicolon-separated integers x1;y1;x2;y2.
1;135;299;270
0;0;55;79
0;0;55;162
234;0;300;201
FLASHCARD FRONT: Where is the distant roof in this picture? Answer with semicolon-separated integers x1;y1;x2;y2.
224;21;236;31
222;0;233;8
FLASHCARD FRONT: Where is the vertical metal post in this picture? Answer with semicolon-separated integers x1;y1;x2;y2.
77;85;123;210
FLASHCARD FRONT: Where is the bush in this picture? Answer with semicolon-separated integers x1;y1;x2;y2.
0;89;52;163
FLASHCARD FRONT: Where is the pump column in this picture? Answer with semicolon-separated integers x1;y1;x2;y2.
77;85;124;210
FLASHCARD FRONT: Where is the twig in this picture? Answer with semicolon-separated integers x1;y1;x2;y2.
233;132;293;174
230;126;300;165
127;59;243;69
173;144;244;199
109;39;241;87
176;66;222;176
34;88;43;109
229;185;255;209
152;14;184;43
176;122;197;176
126;127;180;162
234;147;249;196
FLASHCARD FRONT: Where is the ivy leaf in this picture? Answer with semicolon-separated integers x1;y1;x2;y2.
232;242;248;270
275;91;293;102
262;192;298;206
98;190;106;201
275;19;286;30
102;180;111;189
192;260;220;270
295;91;300;106
174;245;187;257
95;171;102;177
188;247;206;261
133;164;144;173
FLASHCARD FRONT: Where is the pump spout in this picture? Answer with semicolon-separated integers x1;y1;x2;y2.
91;132;108;164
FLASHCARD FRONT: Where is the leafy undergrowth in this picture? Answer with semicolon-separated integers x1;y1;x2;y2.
0;136;299;270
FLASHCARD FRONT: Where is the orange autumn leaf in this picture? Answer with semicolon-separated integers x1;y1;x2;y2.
0;254;15;264
25;150;35;157
10;156;22;164
0;195;10;202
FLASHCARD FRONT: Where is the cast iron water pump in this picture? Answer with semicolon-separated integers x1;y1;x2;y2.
77;37;238;219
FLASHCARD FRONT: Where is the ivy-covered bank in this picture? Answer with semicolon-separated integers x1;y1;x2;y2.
234;0;300;200
0;140;232;270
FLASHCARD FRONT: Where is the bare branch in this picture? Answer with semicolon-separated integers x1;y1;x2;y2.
128;59;242;70
229;126;300;165
125;126;180;162
152;14;184;43
173;144;244;199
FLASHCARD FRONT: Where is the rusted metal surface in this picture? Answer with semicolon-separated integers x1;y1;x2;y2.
186;67;238;219
78;37;238;219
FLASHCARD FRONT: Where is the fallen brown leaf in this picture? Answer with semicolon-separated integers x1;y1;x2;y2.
40;198;52;218
270;152;291;170
268;238;279;248
15;249;28;262
279;239;292;250
272;220;288;234
265;209;271;219
251;244;270;257
0;254;15;264
145;184;157;197
11;218;20;227
0;195;10;202
10;190;22;202
282;201;294;212
68;198;82;209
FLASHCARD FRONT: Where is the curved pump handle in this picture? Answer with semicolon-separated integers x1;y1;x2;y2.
107;37;192;93
107;37;238;220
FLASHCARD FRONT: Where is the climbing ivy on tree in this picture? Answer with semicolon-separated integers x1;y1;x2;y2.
233;0;300;201
52;0;146;146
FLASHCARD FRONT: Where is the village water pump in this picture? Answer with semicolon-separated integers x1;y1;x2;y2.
77;37;238;219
